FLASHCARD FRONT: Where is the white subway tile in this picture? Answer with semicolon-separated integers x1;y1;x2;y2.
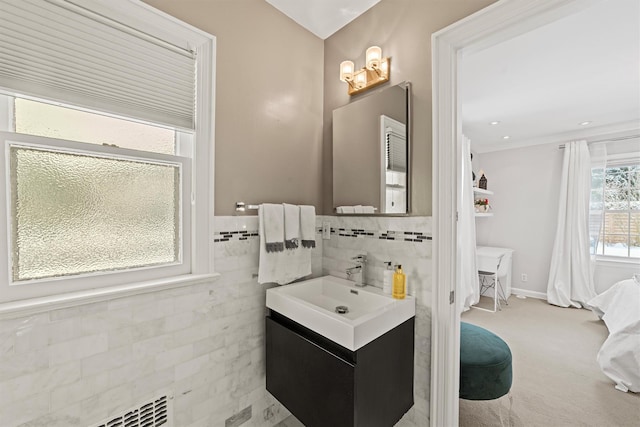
131;298;174;323
108;356;155;388
131;334;173;360
49;333;108;366
154;344;193;371
80;384;133;426
0;347;49;382
174;353;210;381
82;345;132;377
131;368;173;400
50;372;109;411
0;391;49;426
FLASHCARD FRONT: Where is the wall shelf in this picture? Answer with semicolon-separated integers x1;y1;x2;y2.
474;187;493;217
473;187;493;195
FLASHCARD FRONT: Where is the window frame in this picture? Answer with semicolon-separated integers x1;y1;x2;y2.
0;1;216;315
591;155;639;261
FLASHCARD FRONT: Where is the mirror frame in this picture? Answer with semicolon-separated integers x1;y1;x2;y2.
332;81;412;216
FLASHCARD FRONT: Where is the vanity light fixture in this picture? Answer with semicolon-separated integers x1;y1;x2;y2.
502;136;510;140
579;121;592;126
339;46;390;96
489;121;500;125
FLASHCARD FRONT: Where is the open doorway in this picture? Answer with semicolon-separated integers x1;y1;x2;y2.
429;0;637;426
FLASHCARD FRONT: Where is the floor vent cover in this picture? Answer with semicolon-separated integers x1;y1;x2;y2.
90;394;173;427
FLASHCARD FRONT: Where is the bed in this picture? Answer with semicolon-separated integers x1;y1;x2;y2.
588;276;640;393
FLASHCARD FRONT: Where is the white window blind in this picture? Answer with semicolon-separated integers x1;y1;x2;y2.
0;0;196;130
386;131;407;172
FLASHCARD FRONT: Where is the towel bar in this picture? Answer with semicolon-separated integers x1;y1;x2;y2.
236;202;260;212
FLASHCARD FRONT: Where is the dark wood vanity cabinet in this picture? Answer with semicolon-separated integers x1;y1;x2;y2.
266;311;414;427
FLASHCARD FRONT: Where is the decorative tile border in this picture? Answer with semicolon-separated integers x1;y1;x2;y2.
214;227;431;243
213;230;259;242
214;227;321;243
332;228;431;243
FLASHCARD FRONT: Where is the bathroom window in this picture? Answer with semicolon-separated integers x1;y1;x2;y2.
0;1;215;306
590;161;640;259
9;138;184;282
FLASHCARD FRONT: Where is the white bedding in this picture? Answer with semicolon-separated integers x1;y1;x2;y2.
588;277;640;392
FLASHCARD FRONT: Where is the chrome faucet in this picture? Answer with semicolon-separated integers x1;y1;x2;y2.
346;254;367;286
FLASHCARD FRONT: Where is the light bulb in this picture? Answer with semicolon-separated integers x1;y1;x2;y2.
340;60;354;82
355;71;366;88
366;46;382;70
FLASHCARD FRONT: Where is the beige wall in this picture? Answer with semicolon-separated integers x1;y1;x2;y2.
323;0;496;215
144;0;496;216
144;0;325;216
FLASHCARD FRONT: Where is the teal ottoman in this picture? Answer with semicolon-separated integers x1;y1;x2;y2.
460;322;512;400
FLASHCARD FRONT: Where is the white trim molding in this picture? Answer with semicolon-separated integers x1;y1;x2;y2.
511;287;547;300
0;273;220;320
431;1;602;426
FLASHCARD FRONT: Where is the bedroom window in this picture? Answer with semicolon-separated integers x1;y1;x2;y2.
590;161;640;259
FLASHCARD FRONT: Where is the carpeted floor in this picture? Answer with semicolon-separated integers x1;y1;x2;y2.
459;296;640;427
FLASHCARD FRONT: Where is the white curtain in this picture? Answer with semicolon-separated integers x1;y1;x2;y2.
458;135;479;311
547;140;597;308
588;143;607;267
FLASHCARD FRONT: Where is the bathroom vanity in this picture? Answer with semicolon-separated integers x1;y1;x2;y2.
265;276;415;427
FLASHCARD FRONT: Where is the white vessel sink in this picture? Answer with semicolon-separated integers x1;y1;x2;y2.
266;275;415;351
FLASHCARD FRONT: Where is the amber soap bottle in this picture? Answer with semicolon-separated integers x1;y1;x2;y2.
392;265;406;299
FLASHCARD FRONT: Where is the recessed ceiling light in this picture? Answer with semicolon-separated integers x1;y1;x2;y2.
579;121;592;126
503;136;510;140
489;121;500;125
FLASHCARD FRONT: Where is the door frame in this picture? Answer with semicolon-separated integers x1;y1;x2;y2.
430;1;601;425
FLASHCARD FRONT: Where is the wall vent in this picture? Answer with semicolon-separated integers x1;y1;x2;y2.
90;394;173;427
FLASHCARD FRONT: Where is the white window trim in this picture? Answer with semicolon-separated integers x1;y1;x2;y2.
1;133;193;293
592;155;639;261
0;1;217;318
594;255;639;265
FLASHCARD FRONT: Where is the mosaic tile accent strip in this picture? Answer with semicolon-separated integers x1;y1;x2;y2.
332;228;431;243
214;227;321;243
214;226;430;243
213;230;259;242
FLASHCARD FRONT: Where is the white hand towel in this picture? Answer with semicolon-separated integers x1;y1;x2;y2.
258;205;311;285
300;205;316;248
362;206;375;213
283;203;300;249
354;205;364;213
261;203;284;253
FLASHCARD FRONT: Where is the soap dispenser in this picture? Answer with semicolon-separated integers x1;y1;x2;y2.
392;265;406;300
383;261;393;295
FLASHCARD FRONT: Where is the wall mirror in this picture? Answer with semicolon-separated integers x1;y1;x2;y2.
333;82;410;215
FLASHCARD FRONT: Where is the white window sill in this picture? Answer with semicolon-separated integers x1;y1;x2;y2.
0;272;220;319
594;257;640;267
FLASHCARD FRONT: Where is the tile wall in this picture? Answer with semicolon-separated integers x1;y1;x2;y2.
321;216;433;425
0;214;431;427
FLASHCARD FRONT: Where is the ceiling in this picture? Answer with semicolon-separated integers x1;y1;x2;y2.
266;0;639;153
461;0;640;152
265;0;381;39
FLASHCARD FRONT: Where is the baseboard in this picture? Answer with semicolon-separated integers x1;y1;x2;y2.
510;287;546;300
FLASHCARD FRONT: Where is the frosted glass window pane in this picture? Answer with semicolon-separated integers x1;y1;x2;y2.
14;99;176;155
11;146;180;281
